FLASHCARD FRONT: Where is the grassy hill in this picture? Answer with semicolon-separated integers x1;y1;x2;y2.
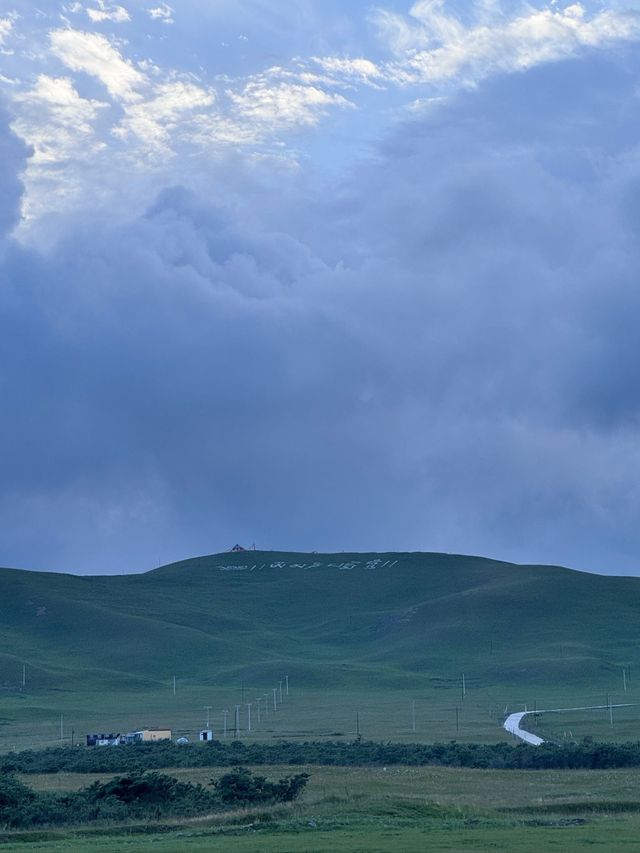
1;551;640;748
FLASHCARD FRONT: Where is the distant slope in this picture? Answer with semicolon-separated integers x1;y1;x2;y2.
1;550;640;693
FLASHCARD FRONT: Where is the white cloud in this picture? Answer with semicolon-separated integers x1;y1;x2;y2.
148;4;174;24
49;28;145;102
87;3;131;24
0;14;15;47
16;74;107;162
311;56;384;86
308;56;386;89
116;80;215;153
373;2;640;86
230;73;352;129
5;0;640;235
12;74;108;221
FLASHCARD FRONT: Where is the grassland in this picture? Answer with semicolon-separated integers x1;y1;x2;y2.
3;764;640;851
2;550;640;749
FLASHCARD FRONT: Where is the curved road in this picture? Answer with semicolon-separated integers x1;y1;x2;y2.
503;703;636;746
503;711;544;745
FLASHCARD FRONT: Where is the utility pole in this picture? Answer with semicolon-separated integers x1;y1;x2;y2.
272;687;277;711
263;694;269;716
222;710;228;739
22;664;26;689
623;668;628;693
462;673;466;701
356;711;360;738
247;702;252;733
256;697;262;724
173;675;176;697
60;714;64;742
204;706;212;729
285;675;289;696
234;705;240;738
412;700;416;734
455;706;459;733
279;680;283;703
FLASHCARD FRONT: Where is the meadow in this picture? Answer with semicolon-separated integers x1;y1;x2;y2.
3;764;640;851
2;550;640;750
3;551;640;849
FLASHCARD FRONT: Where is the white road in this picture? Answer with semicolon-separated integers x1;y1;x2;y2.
503;711;544;745
503;703;637;746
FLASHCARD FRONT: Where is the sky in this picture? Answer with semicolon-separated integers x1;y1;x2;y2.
2;1;640;575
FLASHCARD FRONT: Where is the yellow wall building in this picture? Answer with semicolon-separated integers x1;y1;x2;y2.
134;729;172;742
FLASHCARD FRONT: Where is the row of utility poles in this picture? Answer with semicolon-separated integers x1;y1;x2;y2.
206;675;290;739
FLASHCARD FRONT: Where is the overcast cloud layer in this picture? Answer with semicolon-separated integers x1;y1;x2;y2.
2;2;640;574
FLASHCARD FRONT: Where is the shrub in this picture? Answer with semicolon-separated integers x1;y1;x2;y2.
212;766;309;805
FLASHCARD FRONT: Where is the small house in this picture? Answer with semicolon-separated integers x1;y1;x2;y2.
124;728;172;743
86;733;121;747
199;729;215;742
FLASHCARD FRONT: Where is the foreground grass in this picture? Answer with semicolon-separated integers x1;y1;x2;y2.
19;763;640;808
4;822;640;853
4;764;640;851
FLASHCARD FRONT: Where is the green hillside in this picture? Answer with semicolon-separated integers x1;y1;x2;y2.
1;551;640;749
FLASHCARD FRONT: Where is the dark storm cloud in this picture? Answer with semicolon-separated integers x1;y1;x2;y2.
2;53;640;574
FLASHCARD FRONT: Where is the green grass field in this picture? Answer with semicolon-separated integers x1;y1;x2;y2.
3;549;640;849
3;764;640;851
2;550;640;749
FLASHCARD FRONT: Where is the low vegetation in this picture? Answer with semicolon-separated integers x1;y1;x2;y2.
5;738;640;777
0;766;309;829
3;763;640;851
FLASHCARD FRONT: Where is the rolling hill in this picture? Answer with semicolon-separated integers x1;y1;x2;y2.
1;551;639;747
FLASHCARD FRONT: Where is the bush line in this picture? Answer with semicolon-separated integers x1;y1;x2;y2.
3;738;640;774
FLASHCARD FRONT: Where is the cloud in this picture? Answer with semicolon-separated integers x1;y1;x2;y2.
4;28;640;574
15;75;107;164
116;79;216;154
4;1;639;232
49;28;145;102
230;72;353;128
372;1;640;85
87;3;131;24
148;4;174;24
310;56;385;87
0;103;30;239
0;16;14;46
